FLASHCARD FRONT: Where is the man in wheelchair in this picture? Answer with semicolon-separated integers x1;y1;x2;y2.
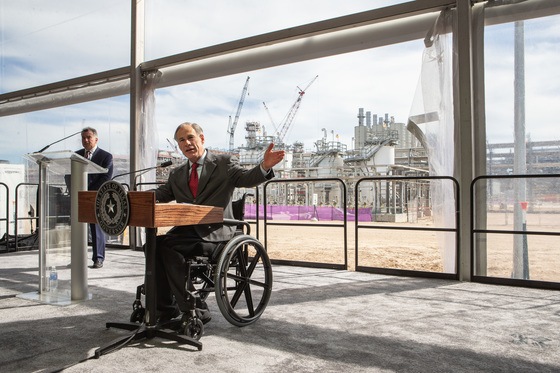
150;122;284;333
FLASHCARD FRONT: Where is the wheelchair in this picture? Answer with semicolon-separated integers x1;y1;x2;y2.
129;194;273;340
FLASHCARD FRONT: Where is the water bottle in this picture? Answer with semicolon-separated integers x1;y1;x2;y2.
49;266;58;291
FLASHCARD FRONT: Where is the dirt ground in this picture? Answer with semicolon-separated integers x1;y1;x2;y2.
257;212;560;282
137;210;559;283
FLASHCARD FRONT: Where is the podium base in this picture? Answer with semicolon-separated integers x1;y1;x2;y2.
94;321;203;357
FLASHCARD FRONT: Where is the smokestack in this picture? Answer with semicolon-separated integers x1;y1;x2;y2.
357;108;365;126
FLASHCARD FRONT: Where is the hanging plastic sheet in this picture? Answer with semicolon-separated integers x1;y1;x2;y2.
407;9;456;272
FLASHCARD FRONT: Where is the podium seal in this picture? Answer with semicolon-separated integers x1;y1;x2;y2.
95;180;130;236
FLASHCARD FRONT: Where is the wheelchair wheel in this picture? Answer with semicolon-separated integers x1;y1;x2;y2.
130;307;145;323
182;317;204;340
214;234;273;327
130;300;145;323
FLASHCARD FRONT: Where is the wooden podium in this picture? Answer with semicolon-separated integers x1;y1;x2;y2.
78;190;223;354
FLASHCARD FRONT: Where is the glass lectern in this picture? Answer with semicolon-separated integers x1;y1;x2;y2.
21;150;107;304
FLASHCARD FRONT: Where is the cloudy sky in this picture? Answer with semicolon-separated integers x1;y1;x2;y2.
0;0;559;163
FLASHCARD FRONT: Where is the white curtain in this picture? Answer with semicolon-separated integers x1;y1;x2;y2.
407;10;456;273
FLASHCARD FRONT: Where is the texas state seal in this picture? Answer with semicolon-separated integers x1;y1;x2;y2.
95;180;130;236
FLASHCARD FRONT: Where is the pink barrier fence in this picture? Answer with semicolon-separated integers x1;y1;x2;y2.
244;204;373;222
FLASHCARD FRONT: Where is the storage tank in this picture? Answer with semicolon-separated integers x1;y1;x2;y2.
373;146;395;175
317;154;344;177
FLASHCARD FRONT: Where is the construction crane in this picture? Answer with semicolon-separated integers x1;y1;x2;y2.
262;101;279;134
227;76;250;151
275;75;318;145
166;138;177;152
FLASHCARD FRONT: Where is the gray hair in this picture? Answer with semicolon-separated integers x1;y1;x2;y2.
81;127;98;137
174;122;203;140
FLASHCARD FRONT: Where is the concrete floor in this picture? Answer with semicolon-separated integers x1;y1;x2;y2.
1;248;559;373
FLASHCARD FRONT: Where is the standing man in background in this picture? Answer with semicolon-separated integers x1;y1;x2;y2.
73;127;113;269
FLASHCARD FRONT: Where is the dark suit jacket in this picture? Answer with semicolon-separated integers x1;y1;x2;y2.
75;147;114;191
153;150;273;242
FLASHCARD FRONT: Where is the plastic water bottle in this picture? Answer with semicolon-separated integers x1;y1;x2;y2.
49;266;58;291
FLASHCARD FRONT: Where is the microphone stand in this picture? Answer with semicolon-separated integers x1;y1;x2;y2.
112;161;173;190
35;130;82;153
134;169;154;190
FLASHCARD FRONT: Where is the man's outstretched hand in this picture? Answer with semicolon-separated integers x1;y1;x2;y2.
262;143;285;171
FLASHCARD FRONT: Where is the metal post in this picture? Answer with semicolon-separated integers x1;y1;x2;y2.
70;160;88;300
130;0;145;251
38;163;47;293
512;20;527;279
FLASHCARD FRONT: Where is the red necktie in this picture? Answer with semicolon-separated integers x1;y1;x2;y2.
189;163;199;197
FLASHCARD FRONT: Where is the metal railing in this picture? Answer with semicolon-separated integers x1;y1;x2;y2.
471;174;560;290
0;182;39;253
0;183;9;252
14;183;39;251
262;178;348;270
355;176;460;280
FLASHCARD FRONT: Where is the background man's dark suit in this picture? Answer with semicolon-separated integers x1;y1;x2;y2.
76;147;113;265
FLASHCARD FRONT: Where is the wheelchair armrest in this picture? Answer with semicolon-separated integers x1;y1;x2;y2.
222;218;241;226
223;218;251;235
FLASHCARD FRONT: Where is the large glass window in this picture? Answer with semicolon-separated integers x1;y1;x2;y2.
484;14;560;173
476;11;560;283
154;38;441;272
0;97;129;255
154;40;423;154
0;97;129;167
4;0;557;284
0;0;130;93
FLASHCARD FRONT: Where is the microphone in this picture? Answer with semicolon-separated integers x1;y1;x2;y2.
35;130;82;153
112;160;173;180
